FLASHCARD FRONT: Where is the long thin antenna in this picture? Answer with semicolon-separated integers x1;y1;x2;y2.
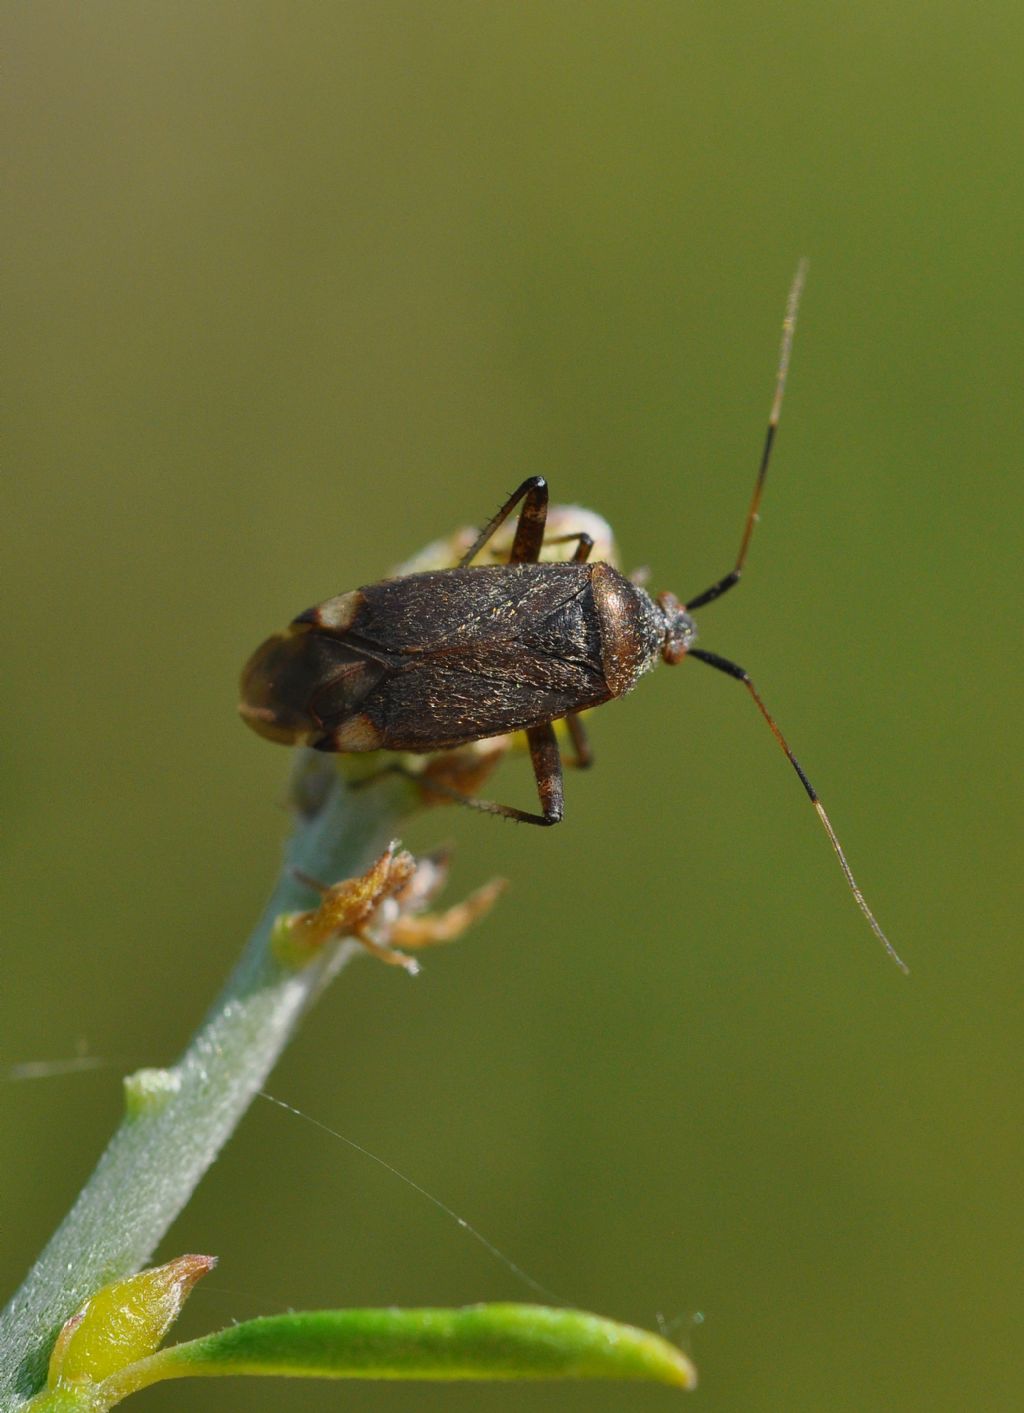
686;259;808;612
689;647;908;973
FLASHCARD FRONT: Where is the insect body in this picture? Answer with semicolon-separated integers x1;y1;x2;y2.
240;264;908;970
242;561;665;749
240;491;693;825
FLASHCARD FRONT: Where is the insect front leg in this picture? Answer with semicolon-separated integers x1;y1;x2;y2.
458;476;549;567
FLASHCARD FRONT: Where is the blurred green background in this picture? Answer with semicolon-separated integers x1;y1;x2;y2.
3;4;1021;1410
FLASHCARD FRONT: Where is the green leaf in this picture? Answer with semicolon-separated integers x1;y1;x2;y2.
113;1305;696;1398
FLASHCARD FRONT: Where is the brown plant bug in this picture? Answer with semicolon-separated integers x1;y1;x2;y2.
240;262;907;971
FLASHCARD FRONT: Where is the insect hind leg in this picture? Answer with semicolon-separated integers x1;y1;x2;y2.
458;477;549;567
417;723;564;825
354;724;565;826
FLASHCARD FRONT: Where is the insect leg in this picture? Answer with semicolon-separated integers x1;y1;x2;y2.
458;477;549;567
688;647;908;972
525;721;565;823
428;723;563;824
425;723;563;824
543;531;595;563
685;260;807;612
564;712;593;768
357;739;564;826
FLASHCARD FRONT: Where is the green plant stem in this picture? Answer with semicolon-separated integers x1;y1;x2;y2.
0;760;407;1410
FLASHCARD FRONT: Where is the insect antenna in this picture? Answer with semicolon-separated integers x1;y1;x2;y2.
686;258;808;612
689;647;908;973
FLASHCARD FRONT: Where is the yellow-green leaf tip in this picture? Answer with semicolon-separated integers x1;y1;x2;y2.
45;1255;215;1390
